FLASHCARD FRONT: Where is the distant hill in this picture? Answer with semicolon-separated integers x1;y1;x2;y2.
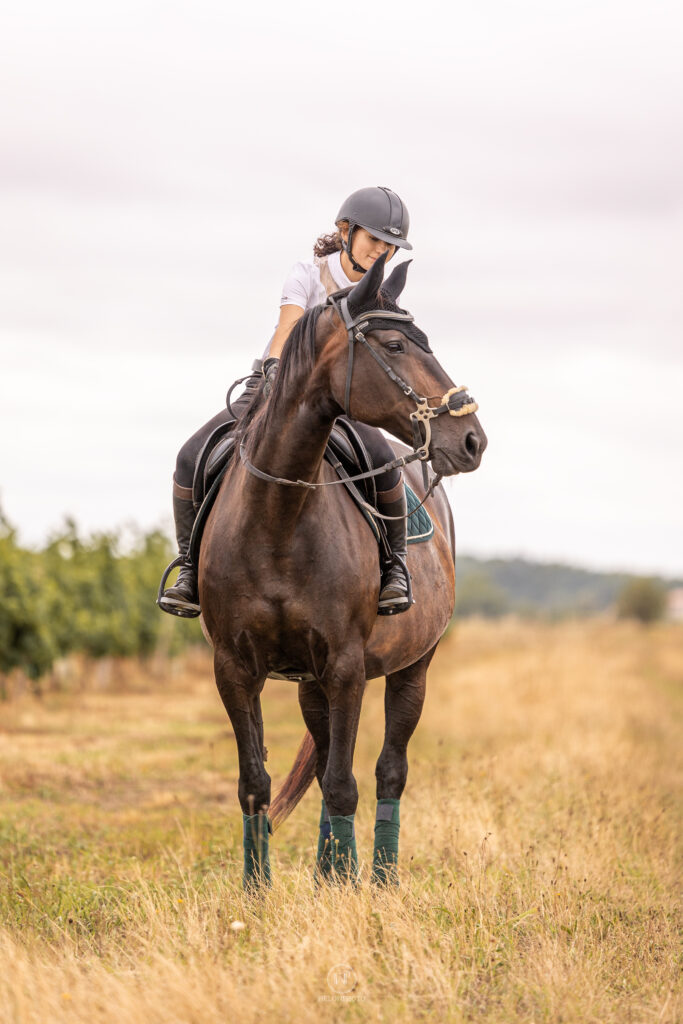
454;555;682;618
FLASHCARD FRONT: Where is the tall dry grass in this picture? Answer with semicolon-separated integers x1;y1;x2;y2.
0;620;680;1023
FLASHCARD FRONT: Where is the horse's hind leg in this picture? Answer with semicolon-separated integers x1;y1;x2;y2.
298;679;332;880
213;645;271;889
373;645;436;884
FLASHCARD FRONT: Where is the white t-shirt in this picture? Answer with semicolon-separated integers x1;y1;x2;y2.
280;251;355;311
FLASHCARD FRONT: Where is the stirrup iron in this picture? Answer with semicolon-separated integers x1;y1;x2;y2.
157;556;201;618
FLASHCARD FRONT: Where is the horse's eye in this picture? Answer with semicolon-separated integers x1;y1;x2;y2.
385;341;404;354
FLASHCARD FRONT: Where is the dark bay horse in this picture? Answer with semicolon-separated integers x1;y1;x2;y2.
199;254;487;887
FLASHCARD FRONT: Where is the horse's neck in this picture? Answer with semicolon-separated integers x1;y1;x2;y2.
244;385;336;530
256;400;332;481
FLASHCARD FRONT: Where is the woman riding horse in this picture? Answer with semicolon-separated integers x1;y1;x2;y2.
197;251;486;887
159;187;414;618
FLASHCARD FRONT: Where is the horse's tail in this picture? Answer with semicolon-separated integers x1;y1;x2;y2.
269;730;318;832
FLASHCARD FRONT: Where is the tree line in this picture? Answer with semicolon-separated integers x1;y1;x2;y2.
454;555;674;622
1;511;675;687
0;511;201;684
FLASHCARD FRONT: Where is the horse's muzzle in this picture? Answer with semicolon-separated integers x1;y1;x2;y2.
431;426;487;475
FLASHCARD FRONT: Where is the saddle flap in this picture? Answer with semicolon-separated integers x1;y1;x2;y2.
192;419;236;509
327;418;377;509
327;428;358;470
205;435;237;491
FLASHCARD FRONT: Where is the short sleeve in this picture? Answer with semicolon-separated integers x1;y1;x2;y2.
280;261;320;310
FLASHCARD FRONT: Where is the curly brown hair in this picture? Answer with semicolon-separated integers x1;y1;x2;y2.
313;225;345;258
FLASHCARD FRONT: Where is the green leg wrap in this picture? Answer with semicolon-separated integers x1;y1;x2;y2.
329;814;359;883
314;799;334;883
242;812;271;889
372;798;400;885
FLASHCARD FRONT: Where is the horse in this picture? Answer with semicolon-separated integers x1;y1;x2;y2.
199;252;487;887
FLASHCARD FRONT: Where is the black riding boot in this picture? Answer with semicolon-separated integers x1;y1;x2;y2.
158;490;201;618
377;480;412;615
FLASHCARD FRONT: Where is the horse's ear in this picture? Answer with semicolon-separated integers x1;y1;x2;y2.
382;259;411;303
346;251;388;317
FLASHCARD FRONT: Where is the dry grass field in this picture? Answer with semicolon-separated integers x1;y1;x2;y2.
0;620;680;1023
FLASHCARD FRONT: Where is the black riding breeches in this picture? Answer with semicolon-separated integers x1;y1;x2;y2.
343;421;401;494
175;405;243;488
174;394;401;494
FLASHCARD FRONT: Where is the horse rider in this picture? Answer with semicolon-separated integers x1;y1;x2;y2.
159;186;414;619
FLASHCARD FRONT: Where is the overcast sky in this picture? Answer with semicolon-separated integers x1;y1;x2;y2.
1;0;681;575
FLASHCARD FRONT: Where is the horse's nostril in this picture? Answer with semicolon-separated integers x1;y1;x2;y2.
465;431;480;458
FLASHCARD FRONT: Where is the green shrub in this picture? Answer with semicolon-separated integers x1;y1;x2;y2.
0;511;202;686
617;577;667;624
0;521;55;679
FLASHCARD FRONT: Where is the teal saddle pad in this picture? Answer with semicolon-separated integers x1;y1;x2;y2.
406;484;434;543
359;483;434;546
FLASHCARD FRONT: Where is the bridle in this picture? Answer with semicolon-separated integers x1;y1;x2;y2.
333;295;478;483
239;297;479;517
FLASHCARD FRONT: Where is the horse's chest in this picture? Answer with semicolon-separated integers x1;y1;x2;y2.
202;500;379;652
220;535;376;635
254;556;374;624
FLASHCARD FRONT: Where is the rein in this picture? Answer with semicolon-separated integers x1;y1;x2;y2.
239;296;479;519
239;440;441;520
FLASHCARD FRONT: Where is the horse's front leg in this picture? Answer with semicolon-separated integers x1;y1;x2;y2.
298;679;332;880
213;644;271;889
320;653;366;883
373;645;436;885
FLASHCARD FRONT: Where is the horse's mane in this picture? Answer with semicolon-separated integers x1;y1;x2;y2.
237;303;326;450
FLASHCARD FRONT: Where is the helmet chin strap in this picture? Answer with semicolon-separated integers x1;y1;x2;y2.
342;225;367;275
342;226;398;277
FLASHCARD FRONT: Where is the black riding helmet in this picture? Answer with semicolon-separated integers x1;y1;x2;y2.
336;186;412;274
